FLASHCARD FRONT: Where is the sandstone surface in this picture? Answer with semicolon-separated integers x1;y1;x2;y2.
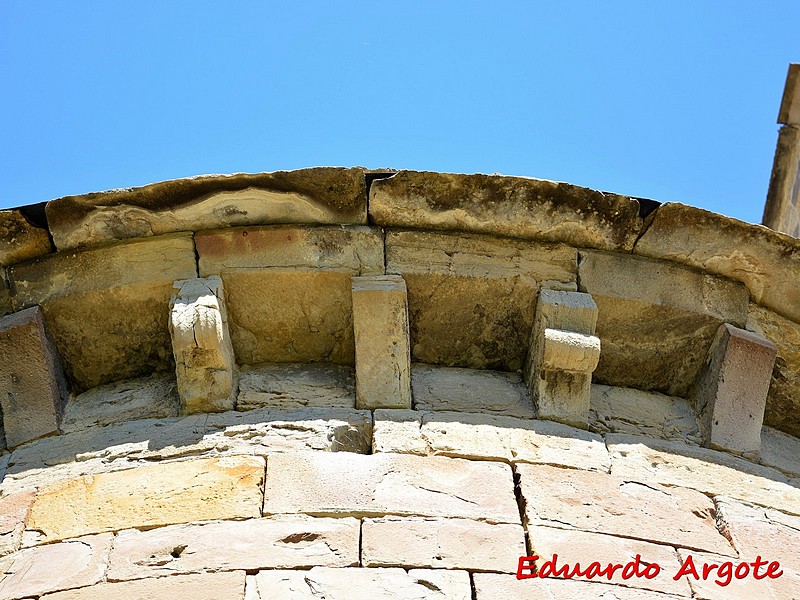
0;533;112;599
517;463;733;555
41;571;246;600
251;567;471;600
386;230;575;371
361;516;525;572
589;384;700;442
579;249;749;396
108;516;359;580
372;410;610;471
635;202;800;325
9;233;197;391
46;167;368;250
237;362;355;410
27;456;264;541
263;451;520;522
370;170;642;251
0;209;51;266
61;373;179;433
411;364;534;418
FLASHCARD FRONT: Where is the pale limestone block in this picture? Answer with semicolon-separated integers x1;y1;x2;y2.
0;491;34;556
170;276;237;413
372;410;610;472
411;364;534;419
0;210;51;266
675;547;800;600
760;426;800;477
352;275;411;409
372;410;428;455
238;362;354;410
46;168;368;250
746;302;800;437
0;533;112;599
525;289;599;428
370;170;642;252
263;452;520;523
252;567;471;600
527;525;692;596
607;434;800;516
9;233;197;392
516;463;733;555
0;306;68;448
1;408;371;495
41;571;246;600
361;516;525;573
61;373;179;433
27;456;264;542
108;516;359;580
579;250;749;397
589;383;700;443
473;574;687;600
386;230;576;372
691;324;776;457
715;496;800;574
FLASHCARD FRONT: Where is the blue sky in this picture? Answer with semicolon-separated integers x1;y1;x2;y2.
1;2;798;224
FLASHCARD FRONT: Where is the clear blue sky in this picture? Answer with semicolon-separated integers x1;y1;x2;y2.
1;3;798;224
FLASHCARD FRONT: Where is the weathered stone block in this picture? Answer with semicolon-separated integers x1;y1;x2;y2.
251;567;471;600
0;268;10;317
690;324;776;457
715;496;800;574
61;373;179;434
760;426;800;477
372;410;610;472
517;463;733;555
0;491;34;556
361;516;525;573
221;269;356;364
263;451;520;523
370;171;642;251
9;233;197;391
196;225;384;276
746;303;800;437
525;290;599;428
108;516;359;580
411;364;534;419
28;456;265;542
170;276;237;413
194;226;382;366
0;307;68;448
607;434;800;516
0;533;112;600
352;275;411;409
2;408;371;496
527;525;692;596
0;210;51;266
675;547;800;600
238;363;355;410
635;202;800;326
589;384;700;443
46;167;368;250
473;574;686;600
778;63;800;125
41;571;246;600
387;230;575;371
579;249;749;396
